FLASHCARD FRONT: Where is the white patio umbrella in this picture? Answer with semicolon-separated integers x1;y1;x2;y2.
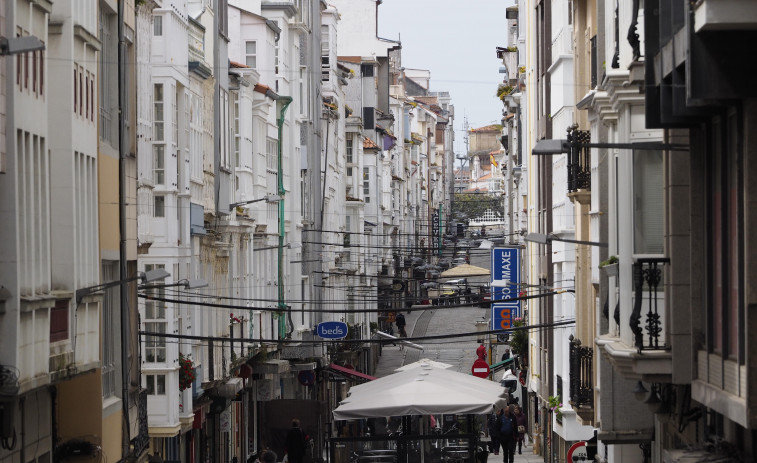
333;364;507;420
395;359;454;371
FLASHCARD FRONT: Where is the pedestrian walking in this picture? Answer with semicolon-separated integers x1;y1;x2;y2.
501;348;511;362
513;405;528;454
476;344;487;360
395;312;407;338
498;406;518;463
487;409;502;455
285;419;309;463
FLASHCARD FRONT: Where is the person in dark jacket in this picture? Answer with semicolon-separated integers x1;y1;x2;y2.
285;419;308;463
498;406;518;463
487;409;502;455
513;405;528;454
395;313;407;337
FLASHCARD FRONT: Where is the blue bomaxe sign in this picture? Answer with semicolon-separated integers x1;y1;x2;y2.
490;247;522;330
316;321;349;339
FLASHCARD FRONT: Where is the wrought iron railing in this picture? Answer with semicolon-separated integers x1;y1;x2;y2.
568;336;593;408
630;257;670;352
567;126;591;192
131;389;150;457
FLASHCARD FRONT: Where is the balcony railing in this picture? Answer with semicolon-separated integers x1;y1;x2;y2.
567;126;591;192
131;389;150;457
568;336;593;409
630;257;669;352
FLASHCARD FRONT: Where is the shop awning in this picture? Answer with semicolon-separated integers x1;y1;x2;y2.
327;363;377;382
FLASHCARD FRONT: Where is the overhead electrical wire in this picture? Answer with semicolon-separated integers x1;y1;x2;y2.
139;319;576;346
137;289;573;313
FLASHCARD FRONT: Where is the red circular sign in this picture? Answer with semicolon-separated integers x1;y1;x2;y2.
567;441;587;461
471;358;490;378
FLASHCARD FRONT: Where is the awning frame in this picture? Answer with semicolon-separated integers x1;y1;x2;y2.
326;363;377;382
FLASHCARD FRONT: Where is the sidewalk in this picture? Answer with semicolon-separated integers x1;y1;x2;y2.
484;440;543;463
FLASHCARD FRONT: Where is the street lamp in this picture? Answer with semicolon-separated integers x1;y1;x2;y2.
229;194;281;211
253;242;302;252
524;232;608;248
0;36;45;56
139;278;208;290
76;268;171;303
531;138;688;155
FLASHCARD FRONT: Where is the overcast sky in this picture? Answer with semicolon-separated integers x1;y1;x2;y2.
377;0;515;155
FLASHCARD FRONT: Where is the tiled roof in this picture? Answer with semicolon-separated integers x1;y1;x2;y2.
338;56;362;64
254;83;273;95
230;60;249;69
470;124;502;132
363;137;379;149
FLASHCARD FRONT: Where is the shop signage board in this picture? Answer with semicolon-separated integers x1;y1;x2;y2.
490;247;521;330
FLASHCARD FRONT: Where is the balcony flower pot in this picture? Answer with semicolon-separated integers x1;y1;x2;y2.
599;256;619;277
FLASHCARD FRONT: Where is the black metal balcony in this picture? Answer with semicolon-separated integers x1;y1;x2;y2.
131;389;150;457
629;257;669;353
568;336;594;410
567;126;591;192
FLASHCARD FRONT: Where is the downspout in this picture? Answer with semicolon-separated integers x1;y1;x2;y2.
277;96;293;338
438;204;443;255
319;115;330;225
117;0;131;458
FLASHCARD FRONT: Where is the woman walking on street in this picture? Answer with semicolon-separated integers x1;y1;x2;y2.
513;405;528;454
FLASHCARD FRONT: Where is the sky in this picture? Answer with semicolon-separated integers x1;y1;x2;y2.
377;0;515;156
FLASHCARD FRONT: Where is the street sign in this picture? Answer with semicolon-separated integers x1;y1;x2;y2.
471;358;490;378
567;441;588;461
490;247;521;330
316;321;348;339
492;303;514;330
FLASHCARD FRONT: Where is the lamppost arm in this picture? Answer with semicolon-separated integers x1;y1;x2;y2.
76;268;171;303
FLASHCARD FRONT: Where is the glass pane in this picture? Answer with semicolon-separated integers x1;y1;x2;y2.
633;150;663;254
146;375;155;394
157;375;166;394
246;41;256;54
245;56;256;68
157;348;166;363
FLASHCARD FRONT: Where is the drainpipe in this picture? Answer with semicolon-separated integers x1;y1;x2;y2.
117;0;131;458
277;96;293;338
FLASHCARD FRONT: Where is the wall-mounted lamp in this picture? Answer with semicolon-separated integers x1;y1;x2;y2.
76;268;170;303
532;138;688;156
229;194;282;211
524;232;608;248
0;36;45;56
139;278;208;290
632;380;649;402
254;242;302;252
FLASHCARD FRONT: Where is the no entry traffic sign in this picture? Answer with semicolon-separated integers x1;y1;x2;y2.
471;358;490;378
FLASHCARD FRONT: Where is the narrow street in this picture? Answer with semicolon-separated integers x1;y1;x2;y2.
372;244;542;463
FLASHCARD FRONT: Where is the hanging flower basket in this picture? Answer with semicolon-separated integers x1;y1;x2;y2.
178;353;196;391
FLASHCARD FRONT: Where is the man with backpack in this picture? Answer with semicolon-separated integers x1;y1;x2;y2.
498;406;518;463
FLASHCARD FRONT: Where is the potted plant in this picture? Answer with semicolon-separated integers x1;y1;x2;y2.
178;353;195;391
599;255;619;277
548;395;563;422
